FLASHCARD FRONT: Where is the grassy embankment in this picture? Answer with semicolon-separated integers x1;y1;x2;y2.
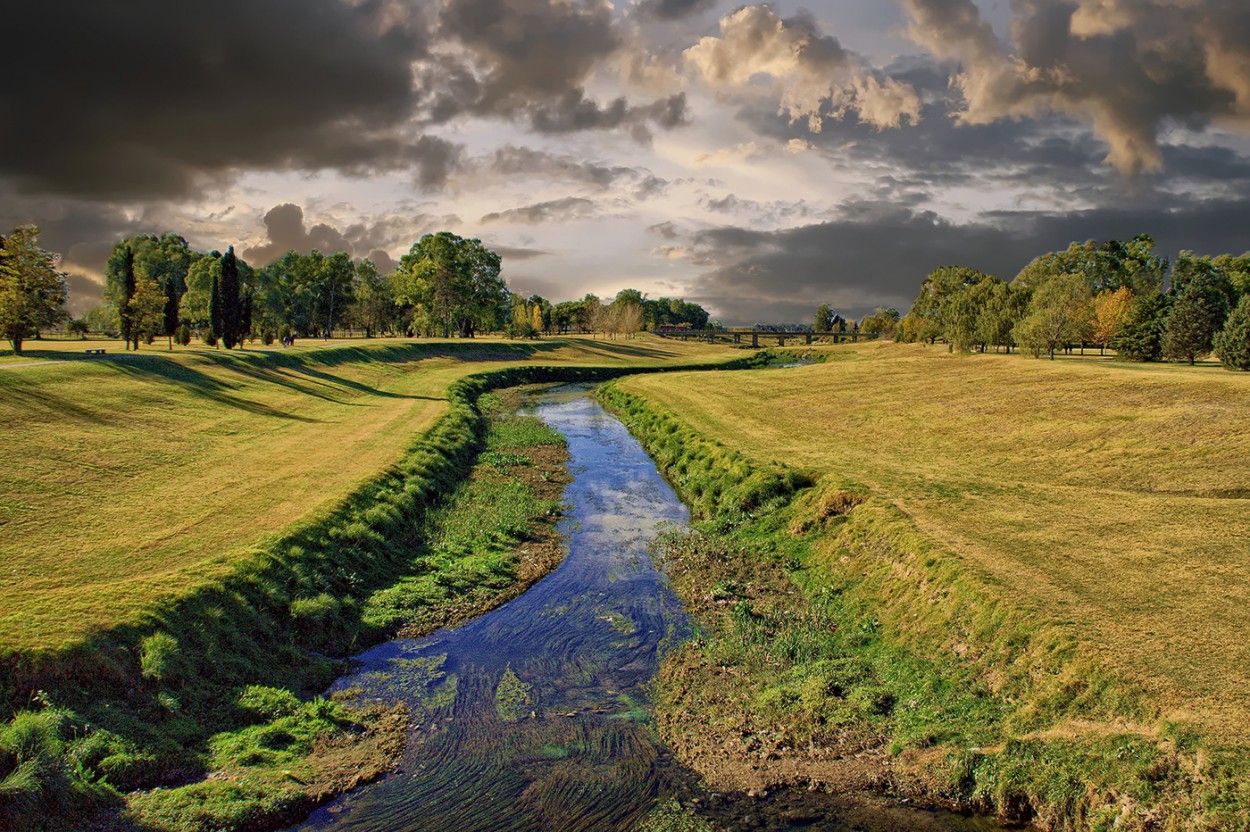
0;335;743;830
602;341;1250;831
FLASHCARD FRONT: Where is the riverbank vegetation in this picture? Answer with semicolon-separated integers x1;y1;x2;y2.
606;343;1250;829
0;333;764;830
0;375;574;830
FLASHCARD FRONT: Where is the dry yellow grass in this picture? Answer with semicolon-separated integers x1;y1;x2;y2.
0;334;736;652
619;341;1250;739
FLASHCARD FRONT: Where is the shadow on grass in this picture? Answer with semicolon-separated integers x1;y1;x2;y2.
555;338;680;361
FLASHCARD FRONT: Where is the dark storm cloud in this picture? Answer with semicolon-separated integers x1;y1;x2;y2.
427;0;689;137
526;93;690;139
635;0;718;20
685;197;1250;324
0;0;449;200
899;0;1250;175
488;146;636;188
243;204;353;266
480;197;599;225
244;203;464;267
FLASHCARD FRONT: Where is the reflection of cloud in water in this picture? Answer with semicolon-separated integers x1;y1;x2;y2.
297;386;691;832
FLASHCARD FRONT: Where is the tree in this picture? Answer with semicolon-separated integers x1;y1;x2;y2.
394;233;506;338
813;303;835;333
1113;292;1169;361
1163;290;1218;365
861;307;901;339
209;272;223;346
183;253;221;332
1013;272;1091;359
1091;287;1134;355
349;259;392;337
106;244;139;349
0;225;68;354
947;277;1002;351
975;282;1026;353
1214;294;1250;370
219;246;243;348
128;278;167;347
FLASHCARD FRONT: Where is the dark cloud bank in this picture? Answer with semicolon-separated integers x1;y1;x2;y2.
688;198;1250;324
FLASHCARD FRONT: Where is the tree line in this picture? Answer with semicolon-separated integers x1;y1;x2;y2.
882;234;1250;369
0;225;713;353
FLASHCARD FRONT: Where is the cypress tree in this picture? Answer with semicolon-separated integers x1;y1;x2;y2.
209;273;223;348
1214;294;1250;370
118;245;137;350
220;246;241;349
163;277;180;350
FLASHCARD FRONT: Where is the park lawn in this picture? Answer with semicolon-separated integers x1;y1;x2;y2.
618;341;1250;742
0;334;737;653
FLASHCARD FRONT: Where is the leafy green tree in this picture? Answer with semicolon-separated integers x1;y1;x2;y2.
901;265;994;344
0;225;68;354
1014;272;1092;359
975;282;1026;353
128;278;167;347
1163;289;1218;365
1113;292;1170;361
1214;294;1250;370
182;253;221;332
1171;252;1235;328
394;233;505;338
349;259;392;337
861;307;901;339
84;303;120;335
813;303;835;333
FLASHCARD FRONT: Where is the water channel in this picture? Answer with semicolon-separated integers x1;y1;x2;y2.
293;385;1013;832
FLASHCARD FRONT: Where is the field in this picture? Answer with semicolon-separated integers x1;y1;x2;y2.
0;335;737;653
617;341;1250;742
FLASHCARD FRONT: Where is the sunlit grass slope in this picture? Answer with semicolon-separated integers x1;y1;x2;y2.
619;341;1250;740
0;335;736;652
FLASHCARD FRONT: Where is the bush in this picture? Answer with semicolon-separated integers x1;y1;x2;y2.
175;324;191;346
202;331;218;347
1214;294;1250;370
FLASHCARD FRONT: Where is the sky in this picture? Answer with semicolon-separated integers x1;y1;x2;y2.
4;0;1250;324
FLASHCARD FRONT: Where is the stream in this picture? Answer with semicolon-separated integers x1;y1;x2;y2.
293;385;1013;832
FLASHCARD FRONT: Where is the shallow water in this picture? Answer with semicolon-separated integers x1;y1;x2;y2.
293;386;1015;832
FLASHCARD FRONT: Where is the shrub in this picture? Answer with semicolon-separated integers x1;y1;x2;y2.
175;324;191;346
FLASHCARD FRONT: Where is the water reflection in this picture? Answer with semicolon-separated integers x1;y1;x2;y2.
292;386;1017;832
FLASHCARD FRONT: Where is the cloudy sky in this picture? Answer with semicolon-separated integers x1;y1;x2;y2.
5;0;1250;323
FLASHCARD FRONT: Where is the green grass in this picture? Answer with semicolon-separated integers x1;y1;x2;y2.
0;335;739;652
0;380;576;830
618;341;1250;742
601;350;1250;829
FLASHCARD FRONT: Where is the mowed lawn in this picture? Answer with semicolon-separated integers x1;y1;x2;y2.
0;335;736;653
620;342;1250;740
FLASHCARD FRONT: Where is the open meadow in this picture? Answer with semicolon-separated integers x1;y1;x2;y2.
0;335;738;653
618;341;1250;742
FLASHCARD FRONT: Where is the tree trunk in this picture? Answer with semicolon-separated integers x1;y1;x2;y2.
11;336;22;355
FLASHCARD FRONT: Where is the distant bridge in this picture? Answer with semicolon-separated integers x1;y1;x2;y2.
652;327;860;347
